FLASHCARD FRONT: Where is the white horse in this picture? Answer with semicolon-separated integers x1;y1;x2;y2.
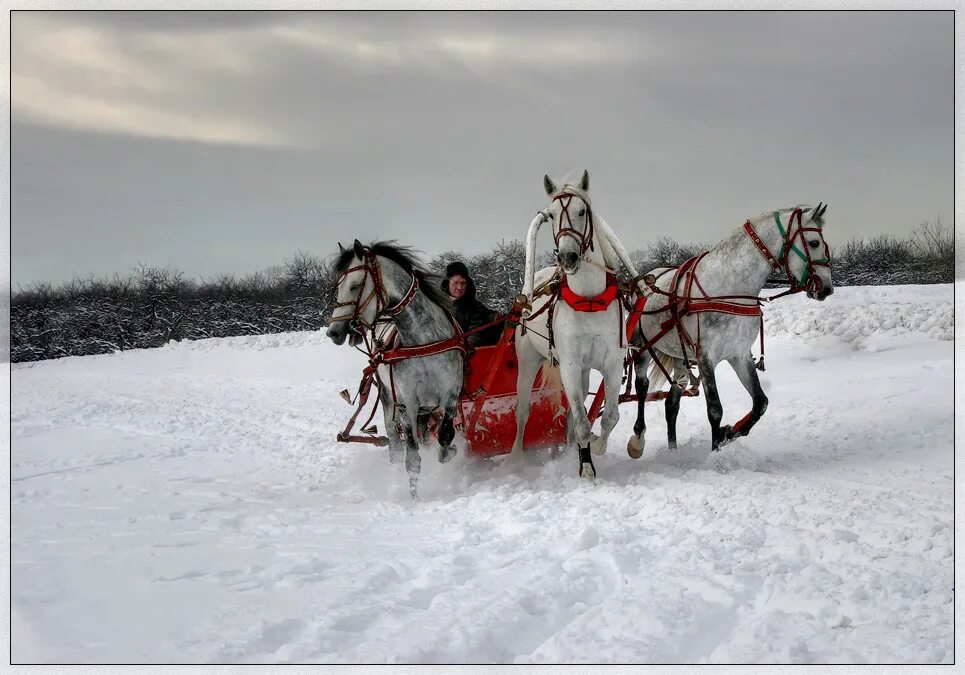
627;204;834;455
327;240;464;497
511;170;641;479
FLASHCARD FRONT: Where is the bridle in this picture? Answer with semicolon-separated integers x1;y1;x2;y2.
550;187;595;258
745;207;831;295
331;248;419;333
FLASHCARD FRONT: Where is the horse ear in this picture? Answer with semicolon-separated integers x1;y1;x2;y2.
544;174;557;196
818;203;828;219
580;169;589;192
353;239;365;258
338;242;346;254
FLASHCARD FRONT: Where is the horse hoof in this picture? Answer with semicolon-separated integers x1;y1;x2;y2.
717;426;738;449
590;437;606;456
438;446;456;463
627;437;644;459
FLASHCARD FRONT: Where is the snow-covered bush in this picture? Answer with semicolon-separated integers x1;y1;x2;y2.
10;220;954;362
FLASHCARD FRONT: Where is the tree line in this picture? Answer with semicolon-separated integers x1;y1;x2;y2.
10;219;953;363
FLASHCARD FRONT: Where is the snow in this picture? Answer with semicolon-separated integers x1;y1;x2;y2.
11;284;953;664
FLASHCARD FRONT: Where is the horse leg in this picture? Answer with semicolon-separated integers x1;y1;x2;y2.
397;403;422;498
583;366;600;450
628;348;652;458
696;355;725;451
664;358;688;450
665;381;682;451
437;400;459;463
720;353;769;445
511;336;543;455
380;387;404;464
591;358;623;457
560;363;595;479
417;412;430;445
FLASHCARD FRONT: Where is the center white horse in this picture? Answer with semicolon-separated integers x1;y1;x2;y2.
511;170;641;478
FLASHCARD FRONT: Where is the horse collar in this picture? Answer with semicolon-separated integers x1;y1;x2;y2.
559;273;619;312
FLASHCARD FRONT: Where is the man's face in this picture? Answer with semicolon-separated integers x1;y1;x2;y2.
448;274;467;299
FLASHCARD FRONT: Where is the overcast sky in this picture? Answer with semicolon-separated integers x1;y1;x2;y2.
11;10;953;287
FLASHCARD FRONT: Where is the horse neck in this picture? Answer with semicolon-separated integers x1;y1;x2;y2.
378;257;453;346
697;214;779;297
563;236;608;296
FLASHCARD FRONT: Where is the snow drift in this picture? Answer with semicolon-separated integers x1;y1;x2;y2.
11;284;953;664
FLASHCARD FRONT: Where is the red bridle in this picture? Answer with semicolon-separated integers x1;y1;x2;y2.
551;191;595;257
331;249;419;332
744;208;831;295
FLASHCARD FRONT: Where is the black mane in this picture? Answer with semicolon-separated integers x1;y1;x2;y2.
335;241;454;312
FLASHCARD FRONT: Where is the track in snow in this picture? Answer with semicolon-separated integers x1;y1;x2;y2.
11;284;953;664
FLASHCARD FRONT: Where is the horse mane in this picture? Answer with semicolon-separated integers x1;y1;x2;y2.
713;203;824;254
335;241;454;313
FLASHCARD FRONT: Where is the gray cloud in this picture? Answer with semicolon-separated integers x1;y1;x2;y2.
11;10;953;287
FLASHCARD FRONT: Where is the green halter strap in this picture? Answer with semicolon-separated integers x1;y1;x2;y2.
773;210;830;287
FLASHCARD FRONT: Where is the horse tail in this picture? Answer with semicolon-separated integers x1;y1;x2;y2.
539;357;564;410
647;352;678;392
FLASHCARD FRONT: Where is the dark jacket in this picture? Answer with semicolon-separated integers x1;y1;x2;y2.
441;262;502;347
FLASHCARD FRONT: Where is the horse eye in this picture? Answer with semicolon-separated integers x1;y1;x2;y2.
578;209;586;217
808;240;820;249
350;283;361;292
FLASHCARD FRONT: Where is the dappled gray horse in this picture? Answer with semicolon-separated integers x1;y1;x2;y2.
327;240;464;497
515;170;642;479
629;204;833;455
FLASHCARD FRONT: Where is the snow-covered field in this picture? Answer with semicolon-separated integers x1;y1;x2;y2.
11;284;954;664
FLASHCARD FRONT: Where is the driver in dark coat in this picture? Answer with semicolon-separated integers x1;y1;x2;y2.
441;261;502;346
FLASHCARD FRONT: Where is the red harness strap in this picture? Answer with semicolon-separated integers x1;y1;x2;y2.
559;273;619;312
744;220;781;270
686;299;763;318
379;336;469;364
643;252;765;365
376;313;469;364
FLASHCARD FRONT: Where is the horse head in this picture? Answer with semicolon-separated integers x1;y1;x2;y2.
787;203;834;301
328;239;382;346
543;169;594;275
